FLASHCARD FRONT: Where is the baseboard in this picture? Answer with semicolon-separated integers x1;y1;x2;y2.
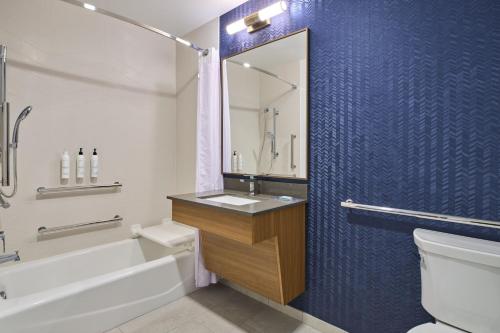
220;279;348;333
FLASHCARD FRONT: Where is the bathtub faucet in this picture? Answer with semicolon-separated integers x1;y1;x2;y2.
0;231;20;264
0;250;20;265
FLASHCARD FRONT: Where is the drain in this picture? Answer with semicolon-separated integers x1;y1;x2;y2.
0;291;7;300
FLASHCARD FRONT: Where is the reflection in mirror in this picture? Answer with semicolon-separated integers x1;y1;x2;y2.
222;29;308;179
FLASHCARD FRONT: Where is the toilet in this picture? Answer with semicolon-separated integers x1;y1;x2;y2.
409;229;500;333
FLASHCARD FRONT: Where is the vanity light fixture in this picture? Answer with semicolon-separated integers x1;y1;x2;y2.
83;2;96;11
226;1;287;35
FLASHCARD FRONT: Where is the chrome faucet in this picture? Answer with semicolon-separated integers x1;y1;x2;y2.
240;176;257;196
0;251;20;265
0;231;5;252
0;231;20;264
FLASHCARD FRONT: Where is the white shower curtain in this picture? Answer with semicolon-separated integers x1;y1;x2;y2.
195;47;222;287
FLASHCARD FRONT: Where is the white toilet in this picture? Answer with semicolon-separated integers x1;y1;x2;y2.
409;229;500;333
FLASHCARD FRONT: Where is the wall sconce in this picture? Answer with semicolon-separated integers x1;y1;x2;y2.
226;1;287;35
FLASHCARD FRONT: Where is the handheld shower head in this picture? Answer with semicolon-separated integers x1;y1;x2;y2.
12;105;32;148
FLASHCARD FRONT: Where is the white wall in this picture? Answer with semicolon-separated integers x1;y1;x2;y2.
259;60;307;177
0;0;177;261
176;19;219;194
227;62;261;174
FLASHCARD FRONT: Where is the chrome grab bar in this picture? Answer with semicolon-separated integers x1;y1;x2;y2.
37;182;122;194
290;134;296;170
38;215;123;236
341;199;500;229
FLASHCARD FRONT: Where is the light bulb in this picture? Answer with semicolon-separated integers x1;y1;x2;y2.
83;3;96;11
258;1;287;21
226;19;246;35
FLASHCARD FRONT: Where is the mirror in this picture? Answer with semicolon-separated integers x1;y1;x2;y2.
222;29;308;179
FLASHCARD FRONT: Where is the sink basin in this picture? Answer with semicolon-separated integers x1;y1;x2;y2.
204;195;260;206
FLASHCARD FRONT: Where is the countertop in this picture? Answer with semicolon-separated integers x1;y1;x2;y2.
167;190;307;216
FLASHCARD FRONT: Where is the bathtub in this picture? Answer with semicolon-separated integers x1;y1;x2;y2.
0;237;196;333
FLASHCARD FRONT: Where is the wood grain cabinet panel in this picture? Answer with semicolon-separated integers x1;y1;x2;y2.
171;199;306;304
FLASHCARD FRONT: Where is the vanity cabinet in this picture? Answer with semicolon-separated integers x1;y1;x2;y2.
171;198;305;304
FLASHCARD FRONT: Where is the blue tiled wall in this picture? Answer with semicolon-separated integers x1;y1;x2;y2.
220;1;500;332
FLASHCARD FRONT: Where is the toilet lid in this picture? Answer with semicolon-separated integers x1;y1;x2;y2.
408;323;463;333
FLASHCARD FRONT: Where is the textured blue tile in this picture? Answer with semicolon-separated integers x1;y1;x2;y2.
220;1;500;332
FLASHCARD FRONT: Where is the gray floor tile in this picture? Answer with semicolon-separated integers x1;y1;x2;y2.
103;328;122;333
243;307;304;333
168;321;213;333
118;284;321;333
194;310;252;333
119;297;211;333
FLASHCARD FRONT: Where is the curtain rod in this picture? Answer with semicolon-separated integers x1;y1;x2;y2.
227;60;297;89
58;0;209;56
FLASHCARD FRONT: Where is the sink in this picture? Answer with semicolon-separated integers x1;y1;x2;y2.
204;195;260;206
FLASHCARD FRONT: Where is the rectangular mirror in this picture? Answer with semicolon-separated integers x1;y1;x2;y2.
222;29;308;180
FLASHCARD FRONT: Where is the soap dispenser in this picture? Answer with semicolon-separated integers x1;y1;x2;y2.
90;148;99;179
76;148;85;180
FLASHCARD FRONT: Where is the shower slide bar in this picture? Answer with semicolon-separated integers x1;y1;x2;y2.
38;215;123;236
37;182;122;195
341;199;500;229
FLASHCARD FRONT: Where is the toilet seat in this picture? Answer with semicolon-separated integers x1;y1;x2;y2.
408;323;464;333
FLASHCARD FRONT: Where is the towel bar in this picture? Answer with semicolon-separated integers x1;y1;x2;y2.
341;199;500;229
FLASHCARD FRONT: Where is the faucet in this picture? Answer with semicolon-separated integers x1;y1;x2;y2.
0;251;20;265
240;176;257;196
0;231;20;264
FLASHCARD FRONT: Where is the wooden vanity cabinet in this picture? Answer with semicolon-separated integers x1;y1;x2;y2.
171;200;305;304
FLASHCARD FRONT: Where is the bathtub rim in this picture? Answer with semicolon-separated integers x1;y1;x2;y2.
0;238;193;317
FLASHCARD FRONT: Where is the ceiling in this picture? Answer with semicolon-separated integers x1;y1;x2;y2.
88;0;247;36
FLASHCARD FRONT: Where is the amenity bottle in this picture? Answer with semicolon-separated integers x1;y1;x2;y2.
76;148;85;180
61;150;70;180
90;148;98;179
232;151;238;172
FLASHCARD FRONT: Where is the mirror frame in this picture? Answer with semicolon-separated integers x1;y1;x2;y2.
220;28;310;182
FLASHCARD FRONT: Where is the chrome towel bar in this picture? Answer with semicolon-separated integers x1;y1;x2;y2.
38;215;123;236
37;182;122;194
341;199;500;229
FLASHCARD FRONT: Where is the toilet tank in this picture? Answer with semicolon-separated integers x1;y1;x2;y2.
414;229;500;333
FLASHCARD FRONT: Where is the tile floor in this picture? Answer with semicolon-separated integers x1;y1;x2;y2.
106;284;321;333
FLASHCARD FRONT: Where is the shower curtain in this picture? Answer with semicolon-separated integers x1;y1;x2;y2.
195;47;222;287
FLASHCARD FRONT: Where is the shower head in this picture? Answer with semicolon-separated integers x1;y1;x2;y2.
11;105;32;148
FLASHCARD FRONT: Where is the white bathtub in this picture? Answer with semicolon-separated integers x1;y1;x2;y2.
0;238;196;333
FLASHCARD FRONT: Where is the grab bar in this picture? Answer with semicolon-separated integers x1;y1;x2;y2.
37;182;122;194
341;199;500;229
290;134;296;169
38;215;123;236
